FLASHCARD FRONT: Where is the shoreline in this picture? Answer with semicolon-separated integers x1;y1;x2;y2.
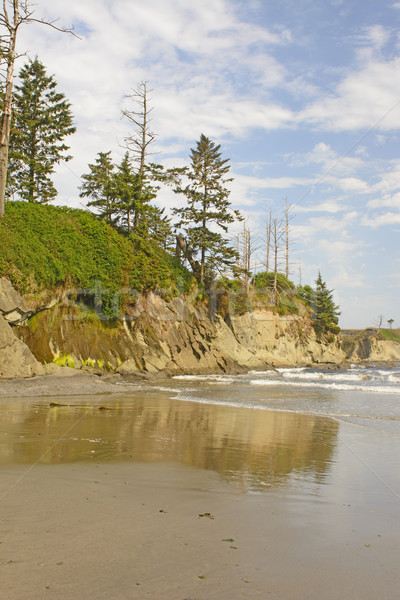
0;359;399;399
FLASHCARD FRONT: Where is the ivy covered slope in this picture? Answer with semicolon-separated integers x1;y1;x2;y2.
0;202;193;301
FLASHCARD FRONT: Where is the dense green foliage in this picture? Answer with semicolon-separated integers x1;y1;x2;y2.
0;202;193;311
7;58;75;203
216;273;299;317
173;134;242;285
299;272;340;335
253;271;295;293
80;151;175;246
79;151;117;224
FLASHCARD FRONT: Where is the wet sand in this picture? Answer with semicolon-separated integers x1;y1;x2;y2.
0;370;143;398
1;460;399;600
1;390;399;599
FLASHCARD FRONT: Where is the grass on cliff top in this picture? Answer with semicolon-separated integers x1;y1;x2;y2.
380;329;400;342
0;201;193;298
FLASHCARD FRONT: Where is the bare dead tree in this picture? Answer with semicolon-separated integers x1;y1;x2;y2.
375;314;383;332
271;217;285;305
121;82;157;228
0;0;78;218
283;196;294;279
243;221;251;292
265;207;272;272
236;219;262;292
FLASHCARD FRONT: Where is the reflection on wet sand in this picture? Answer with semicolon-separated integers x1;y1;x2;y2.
0;393;338;492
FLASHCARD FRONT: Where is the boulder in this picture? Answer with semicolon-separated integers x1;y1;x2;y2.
0;277;32;324
0;314;46;378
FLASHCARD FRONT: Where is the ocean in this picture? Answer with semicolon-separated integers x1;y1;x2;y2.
170;364;400;433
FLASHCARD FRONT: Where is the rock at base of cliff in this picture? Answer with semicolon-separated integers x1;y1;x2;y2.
0;315;46;378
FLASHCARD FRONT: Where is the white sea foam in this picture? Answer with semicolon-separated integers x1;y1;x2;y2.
249;378;400;394
173;374;234;382
151;386;183;393
280;371;364;382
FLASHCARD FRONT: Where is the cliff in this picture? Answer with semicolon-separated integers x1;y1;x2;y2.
1;278;399;380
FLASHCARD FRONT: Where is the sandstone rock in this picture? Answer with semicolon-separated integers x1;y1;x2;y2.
0;314;46;378
0;277;31;324
116;358;141;375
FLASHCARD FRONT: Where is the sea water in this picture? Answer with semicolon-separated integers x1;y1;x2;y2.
171;364;400;432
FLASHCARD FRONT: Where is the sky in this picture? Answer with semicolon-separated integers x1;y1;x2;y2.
10;0;400;329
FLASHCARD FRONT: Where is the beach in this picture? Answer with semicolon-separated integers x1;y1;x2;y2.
1;369;400;599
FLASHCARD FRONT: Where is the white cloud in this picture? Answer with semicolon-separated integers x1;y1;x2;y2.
301;142;366;175
367;191;400;209
362;212;400;227
300;56;400;132
295;200;344;214
357;25;391;52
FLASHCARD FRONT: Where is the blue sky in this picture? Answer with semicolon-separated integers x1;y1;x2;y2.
13;0;400;328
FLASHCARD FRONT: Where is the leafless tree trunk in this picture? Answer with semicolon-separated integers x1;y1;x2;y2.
271;218;285;305
0;0;18;218
266;207;271;272
122;81;156;228
0;0;77;218
242;221;251;292
284;197;293;279
237;219;261;292
273;219;278;304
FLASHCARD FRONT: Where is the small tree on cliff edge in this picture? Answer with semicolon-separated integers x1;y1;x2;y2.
313;272;340;335
173;134;242;286
7;57;75;203
298;273;340;336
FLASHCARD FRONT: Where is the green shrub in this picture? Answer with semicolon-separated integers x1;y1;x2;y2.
0;202;193;316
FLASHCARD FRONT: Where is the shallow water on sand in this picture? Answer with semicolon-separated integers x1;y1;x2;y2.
1;366;400;599
1;366;400;496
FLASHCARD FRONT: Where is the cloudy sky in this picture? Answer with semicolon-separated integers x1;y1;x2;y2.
12;0;400;328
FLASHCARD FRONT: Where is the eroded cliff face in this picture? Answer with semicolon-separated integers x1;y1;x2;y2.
341;331;400;363
13;289;347;376
1;278;399;379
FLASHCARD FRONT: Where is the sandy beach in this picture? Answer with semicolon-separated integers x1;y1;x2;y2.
2;459;399;600
1;378;399;599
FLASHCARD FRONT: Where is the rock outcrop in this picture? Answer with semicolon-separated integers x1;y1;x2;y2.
1;279;399;379
0;314;46;378
341;330;400;363
14;289;347;377
0;277;32;325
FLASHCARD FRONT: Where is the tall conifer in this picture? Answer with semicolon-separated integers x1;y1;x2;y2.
7;57;75;203
79;151;117;224
173;134;241;285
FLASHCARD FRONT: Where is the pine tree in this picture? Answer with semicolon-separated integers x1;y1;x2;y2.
147;206;174;250
313;272;340;335
113;152;142;234
173;134;241;285
7;57;75;203
79;151;118;224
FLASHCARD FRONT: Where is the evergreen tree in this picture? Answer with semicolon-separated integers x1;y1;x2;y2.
7;57;75;203
79;151;118;224
147;205;174;250
113;152;141;234
306;273;340;335
314;272;340;334
173;134;242;285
